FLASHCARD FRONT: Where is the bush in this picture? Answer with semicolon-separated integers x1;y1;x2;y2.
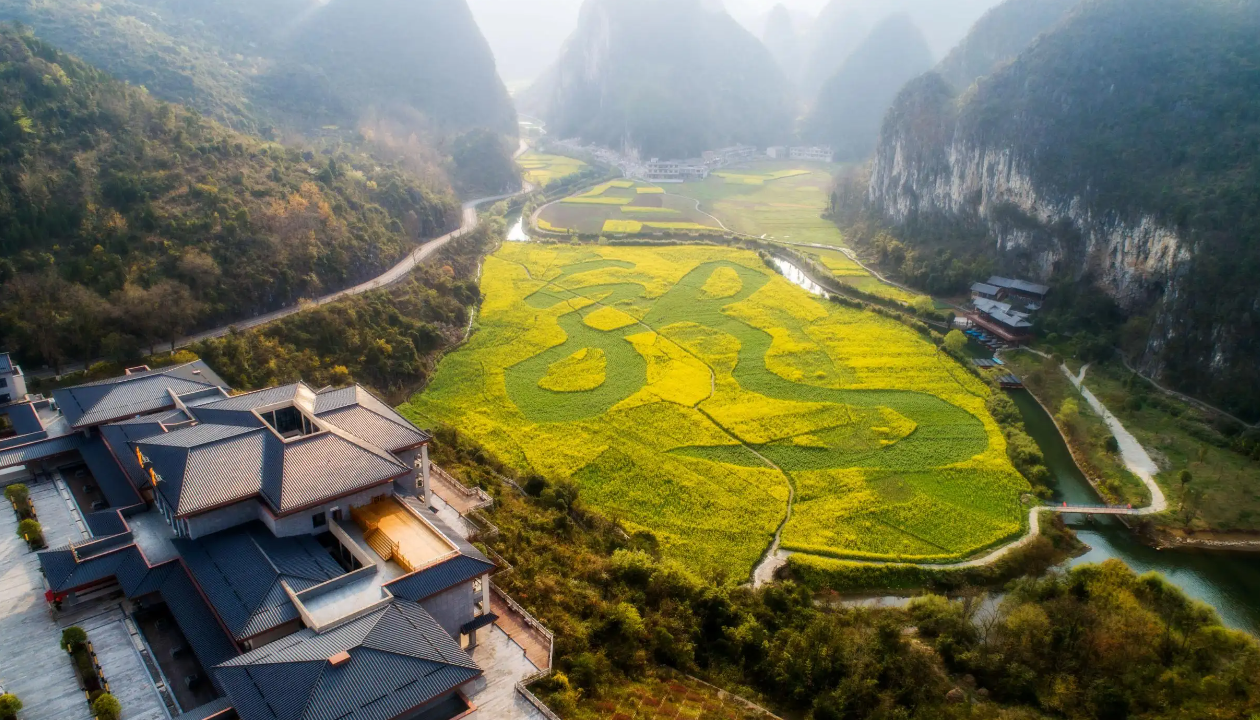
0;693;21;720
91;693;121;720
61;626;88;651
3;483;28;505
16;518;42;547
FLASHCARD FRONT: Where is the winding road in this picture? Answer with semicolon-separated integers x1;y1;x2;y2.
33;143;535;379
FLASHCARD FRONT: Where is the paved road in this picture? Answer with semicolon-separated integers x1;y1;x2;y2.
0;481;93;720
32;165;534;379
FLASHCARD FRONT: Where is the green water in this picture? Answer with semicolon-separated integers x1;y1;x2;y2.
1010;388;1260;634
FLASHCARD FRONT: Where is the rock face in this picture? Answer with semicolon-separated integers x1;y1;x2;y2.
867;0;1260;418
535;0;793;158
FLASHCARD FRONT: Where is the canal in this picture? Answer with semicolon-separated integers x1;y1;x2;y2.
1009;388;1260;634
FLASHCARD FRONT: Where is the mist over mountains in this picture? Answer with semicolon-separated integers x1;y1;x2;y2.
532;0;793;158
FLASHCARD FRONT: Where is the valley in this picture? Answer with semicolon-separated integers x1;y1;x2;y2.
1;0;1259;718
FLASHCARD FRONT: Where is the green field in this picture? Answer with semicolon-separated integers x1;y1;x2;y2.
518;151;587;187
538;180;722;235
669;166;925;305
404;244;1028;577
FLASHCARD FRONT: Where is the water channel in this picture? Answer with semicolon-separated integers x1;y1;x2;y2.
1009;389;1260;634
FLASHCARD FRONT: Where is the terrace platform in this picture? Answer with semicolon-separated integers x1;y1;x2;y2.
351;496;456;572
129;511;180;564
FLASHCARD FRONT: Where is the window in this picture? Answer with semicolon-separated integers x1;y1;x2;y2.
312;512;327;528
0;377;8;388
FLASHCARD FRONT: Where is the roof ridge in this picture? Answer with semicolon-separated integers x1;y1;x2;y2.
390;604;480;670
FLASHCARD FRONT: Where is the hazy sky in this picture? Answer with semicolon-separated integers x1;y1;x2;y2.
466;0;1001;86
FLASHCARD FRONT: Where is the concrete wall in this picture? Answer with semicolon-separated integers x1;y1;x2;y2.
186;499;257;539
266;485;393;538
420;580;477;641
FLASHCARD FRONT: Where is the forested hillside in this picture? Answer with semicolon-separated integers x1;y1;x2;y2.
535;0;793;158
806;13;934;160
934;0;1077;90
0;0;519;192
0;28;460;372
864;0;1260;420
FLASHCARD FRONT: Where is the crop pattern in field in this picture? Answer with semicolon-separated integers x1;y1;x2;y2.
404;245;1027;577
538;180;722;235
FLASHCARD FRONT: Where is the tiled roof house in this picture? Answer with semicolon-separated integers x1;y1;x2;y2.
24;368;497;720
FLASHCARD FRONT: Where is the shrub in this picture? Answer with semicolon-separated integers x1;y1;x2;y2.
0;693;21;720
4;483;29;505
92;693;121;720
61;626;88;650
16;518;42;547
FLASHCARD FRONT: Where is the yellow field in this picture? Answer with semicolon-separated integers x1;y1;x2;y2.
404;244;1027;577
518;151;587;187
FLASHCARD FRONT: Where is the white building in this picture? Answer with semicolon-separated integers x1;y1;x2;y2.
646;158;710;182
790;146;835;163
0;352;26;406
766;146;787;159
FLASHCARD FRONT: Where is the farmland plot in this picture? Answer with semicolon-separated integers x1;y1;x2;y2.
404;244;1027;577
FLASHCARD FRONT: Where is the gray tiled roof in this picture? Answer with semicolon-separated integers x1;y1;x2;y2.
140;424;406;516
0;433;84;469
384;555;494;603
215;601;480;720
4;402;43;435
54;361;229;429
134;384;415;516
987;276;1051;297
174;523;345;640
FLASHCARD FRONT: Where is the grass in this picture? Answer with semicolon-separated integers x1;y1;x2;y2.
548;672;778;720
403;244;1027;576
1081;362;1260;534
519;151;587;187
669;165;924;305
1002;352;1150;507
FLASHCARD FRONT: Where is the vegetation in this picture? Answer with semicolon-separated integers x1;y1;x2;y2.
538;181;721;236
0;27;459;372
1082;362;1260;535
433;428;1260;720
0;0;517;140
5;482;34;523
0;693;20;720
60;626;88;650
91;692;120;720
519;152;588;188
191;221;500;404
668;165;926;306
16;518;42;549
934;0;1078;91
864;0;1260;422
534;0;792;158
404;243;1026;576
1003;353;1149;506
805;13;934;161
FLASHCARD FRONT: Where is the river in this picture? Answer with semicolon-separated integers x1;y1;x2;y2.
763;255;1260;632
507;214;530;242
1007;389;1260;633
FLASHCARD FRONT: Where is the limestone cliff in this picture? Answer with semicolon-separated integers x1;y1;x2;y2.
865;0;1260;418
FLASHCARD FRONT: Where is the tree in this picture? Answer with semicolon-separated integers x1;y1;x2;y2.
16;518;41;546
0;693;22;720
148;280;203;351
61;626;88;650
944;329;968;353
91;692;121;720
1;272;73;373
913;295;936;316
4;483;28;506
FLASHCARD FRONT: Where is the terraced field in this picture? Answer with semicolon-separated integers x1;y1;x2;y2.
404;244;1027;577
537;180;723;235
